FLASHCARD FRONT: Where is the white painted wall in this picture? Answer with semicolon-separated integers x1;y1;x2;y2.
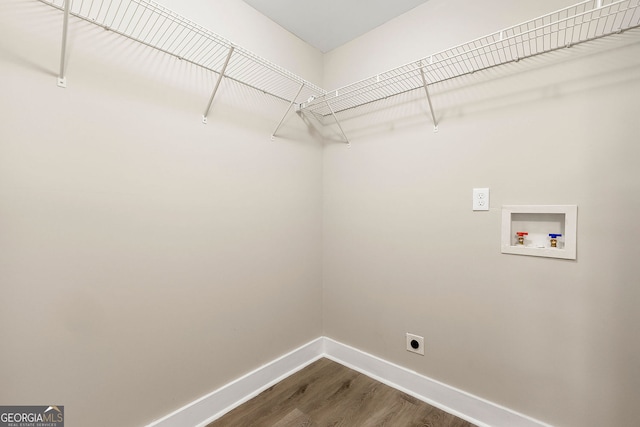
322;1;640;426
0;1;322;426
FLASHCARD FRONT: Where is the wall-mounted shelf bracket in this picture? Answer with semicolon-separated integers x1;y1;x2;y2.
57;0;70;88
419;65;438;132
271;83;305;141
202;46;235;124
326;101;350;146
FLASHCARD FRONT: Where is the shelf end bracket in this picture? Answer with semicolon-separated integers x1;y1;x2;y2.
271;83;305;140
57;0;71;88
325;101;350;146
202;46;235;123
420;66;438;132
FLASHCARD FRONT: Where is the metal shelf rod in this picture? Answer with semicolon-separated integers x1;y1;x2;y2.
272;83;304;140
325;101;350;145
202;46;234;124
419;66;438;132
57;0;70;88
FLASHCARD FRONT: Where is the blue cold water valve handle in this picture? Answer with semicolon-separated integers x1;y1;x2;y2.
549;234;562;238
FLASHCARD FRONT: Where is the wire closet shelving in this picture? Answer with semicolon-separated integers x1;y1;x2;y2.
38;0;640;141
300;0;640;136
38;0;326;135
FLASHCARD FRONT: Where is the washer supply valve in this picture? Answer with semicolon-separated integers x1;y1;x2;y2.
549;233;562;248
516;232;528;245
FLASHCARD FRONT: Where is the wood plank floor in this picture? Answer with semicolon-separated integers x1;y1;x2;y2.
207;358;477;427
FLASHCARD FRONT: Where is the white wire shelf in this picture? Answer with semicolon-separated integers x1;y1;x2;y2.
301;0;640;118
38;0;326;104
33;0;640;141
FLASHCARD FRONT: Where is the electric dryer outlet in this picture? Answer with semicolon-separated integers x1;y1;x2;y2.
406;333;425;355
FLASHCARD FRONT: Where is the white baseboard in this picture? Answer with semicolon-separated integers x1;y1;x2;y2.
148;336;552;427
146;337;324;427
323;337;552;427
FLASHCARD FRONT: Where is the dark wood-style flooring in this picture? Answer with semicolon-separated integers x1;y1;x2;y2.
207;358;477;427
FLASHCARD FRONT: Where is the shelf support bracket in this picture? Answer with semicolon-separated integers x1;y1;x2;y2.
325;101;350;146
271;83;304;141
57;0;71;88
202;46;235;124
420;66;438;132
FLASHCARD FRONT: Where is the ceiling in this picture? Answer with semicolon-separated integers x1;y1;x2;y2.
242;0;430;53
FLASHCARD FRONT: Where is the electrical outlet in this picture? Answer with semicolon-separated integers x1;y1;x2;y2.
473;188;490;211
406;333;425;356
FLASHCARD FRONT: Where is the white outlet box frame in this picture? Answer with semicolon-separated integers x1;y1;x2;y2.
501;205;577;260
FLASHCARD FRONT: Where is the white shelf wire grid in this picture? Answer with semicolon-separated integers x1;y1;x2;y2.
301;0;640;117
39;0;326;104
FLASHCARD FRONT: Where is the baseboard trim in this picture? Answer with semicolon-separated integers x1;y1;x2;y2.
148;336;552;427
146;337;324;427
323;337;552;427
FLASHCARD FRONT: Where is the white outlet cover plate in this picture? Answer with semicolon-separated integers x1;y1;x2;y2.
473;188;490;211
